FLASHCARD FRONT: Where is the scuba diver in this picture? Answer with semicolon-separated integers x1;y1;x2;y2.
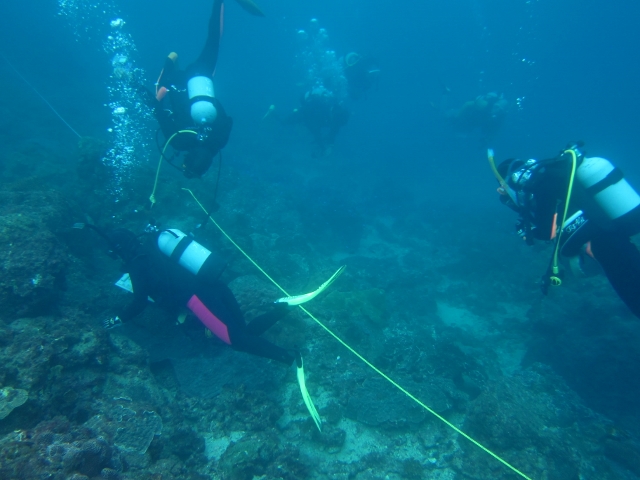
342;52;380;101
282;83;350;157
490;142;640;318
75;218;340;430
146;0;233;179
447;92;508;141
264;19;352;157
99;226;299;365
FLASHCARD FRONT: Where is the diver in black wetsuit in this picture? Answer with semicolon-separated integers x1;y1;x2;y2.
283;84;350;157
343;52;380;101
102;227;297;365
149;0;233;178
493;143;640;318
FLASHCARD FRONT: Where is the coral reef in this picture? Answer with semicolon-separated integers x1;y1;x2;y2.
1;103;640;480
0;386;28;420
0;190;76;318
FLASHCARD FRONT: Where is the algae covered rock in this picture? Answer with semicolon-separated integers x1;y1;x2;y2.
0;386;28;420
219;434;277;479
462;365;618;479
0;190;75;318
84;402;163;469
346;377;426;428
0;416;120;479
219;433;309;480
322;288;387;325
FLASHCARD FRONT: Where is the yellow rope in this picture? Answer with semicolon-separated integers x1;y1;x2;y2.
149;130;198;208
183;188;534;480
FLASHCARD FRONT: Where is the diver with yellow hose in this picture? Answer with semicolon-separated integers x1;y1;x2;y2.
490;142;640;317
143;0;234;179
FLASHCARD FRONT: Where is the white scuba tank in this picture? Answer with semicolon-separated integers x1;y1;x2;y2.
157;229;226;281
187;76;217;125
576;157;640;223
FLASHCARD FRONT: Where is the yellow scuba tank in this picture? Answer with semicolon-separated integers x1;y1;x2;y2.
576;156;640;226
157;229;226;281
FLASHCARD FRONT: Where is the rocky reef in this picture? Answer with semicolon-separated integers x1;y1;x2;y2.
1;125;640;480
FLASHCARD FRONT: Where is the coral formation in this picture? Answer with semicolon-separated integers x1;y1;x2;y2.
0;386;28;420
1;83;640;480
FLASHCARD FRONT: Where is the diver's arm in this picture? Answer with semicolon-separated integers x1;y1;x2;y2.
530;162;574;241
119;295;148;323
118;263;151;322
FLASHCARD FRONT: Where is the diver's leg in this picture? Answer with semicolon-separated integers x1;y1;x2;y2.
189;284;294;365
187;0;224;78
211;280;247;326
215;285;295;364
245;303;290;336
228;326;295;365
590;233;640;318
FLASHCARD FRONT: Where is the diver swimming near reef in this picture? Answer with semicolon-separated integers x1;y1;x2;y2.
143;0;256;179
264;19;380;156
98;226;300;365
74;220;339;429
490;142;640;318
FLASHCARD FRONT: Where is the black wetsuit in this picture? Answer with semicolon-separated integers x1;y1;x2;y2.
118;233;294;365
154;0;232;177
344;56;379;100
502;156;640;318
284;89;350;154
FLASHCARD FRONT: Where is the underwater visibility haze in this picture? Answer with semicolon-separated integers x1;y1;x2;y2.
1;0;640;478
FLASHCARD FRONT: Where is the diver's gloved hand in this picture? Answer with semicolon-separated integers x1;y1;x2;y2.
103;316;123;330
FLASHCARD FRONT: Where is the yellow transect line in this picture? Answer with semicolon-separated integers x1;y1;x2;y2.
183;188;533;480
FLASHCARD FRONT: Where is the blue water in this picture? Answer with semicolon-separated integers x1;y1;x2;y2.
2;1;640;478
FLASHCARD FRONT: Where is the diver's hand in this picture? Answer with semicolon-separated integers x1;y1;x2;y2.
103;316;123;330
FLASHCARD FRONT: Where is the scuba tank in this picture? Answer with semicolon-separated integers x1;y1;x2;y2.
576;156;640;230
157;229;226;281
187;76;217;125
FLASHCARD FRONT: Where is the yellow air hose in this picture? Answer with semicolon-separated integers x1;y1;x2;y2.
487;148;509;191
149;130;198;207
547;149;578;286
